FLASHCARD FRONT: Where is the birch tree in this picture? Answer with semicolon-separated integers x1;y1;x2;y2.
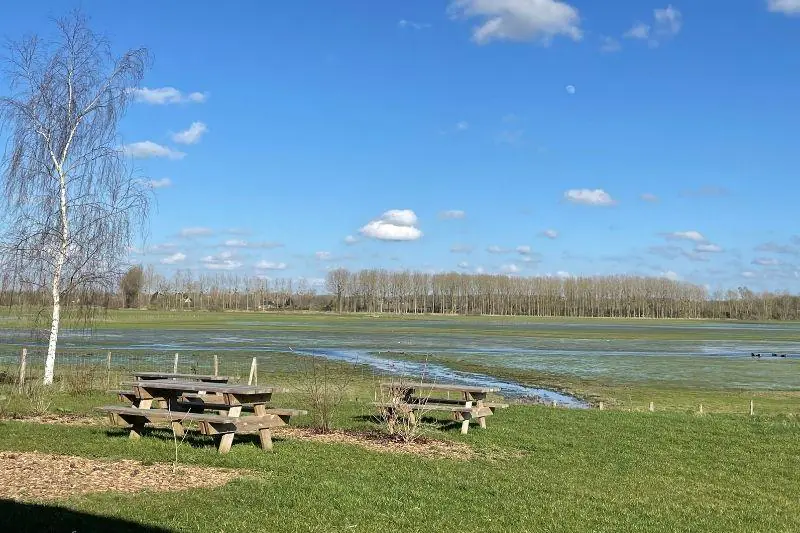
0;12;151;384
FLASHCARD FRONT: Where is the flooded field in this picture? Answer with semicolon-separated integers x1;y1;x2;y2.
2;316;799;403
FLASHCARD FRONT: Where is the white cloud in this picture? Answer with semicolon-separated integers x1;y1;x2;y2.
564;188;615;206
180;227;213;238
224;239;248;247
448;0;582;45
500;263;520;274
654;5;682;36
122;141;186;160
147;178;172;189
565;84;576;95
475;266;485;274
458;261;470;269
256;261;287;270
753;257;780;266
624;22;651;40
202;253;242;270
456;121;469;131
640;193;659;202
440;210;466;219
600;36;621;52
359;209;422;241
398;19;431;29
161;252;186;265
344;235;359;245
130;87;208;105
540;229;559;239
665;231;705;243
768;0;800;15
741;271;757;278
451;244;473;253
516;245;531;255
695;243;723;253
316;251;332;260
556;270;571;279
487;245;510;254
661;270;681;281
172;122;208;145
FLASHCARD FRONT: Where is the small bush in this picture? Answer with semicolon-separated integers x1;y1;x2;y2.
296;357;352;433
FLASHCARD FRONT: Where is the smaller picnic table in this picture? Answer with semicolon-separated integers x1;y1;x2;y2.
375;382;508;434
99;379;305;453
132;371;230;383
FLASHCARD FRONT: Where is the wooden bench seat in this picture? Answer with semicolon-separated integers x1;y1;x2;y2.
97;405;303;453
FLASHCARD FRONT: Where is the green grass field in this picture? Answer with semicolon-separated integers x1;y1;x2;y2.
1;310;799;531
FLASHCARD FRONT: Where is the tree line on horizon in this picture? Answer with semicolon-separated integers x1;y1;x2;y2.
2;264;799;321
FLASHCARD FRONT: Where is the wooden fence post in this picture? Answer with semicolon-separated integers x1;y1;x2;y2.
248;357;257;386
173;353;179;374
106;351;112;389
18;348;27;393
213;354;219;377
598;401;604;410
649;401;655;412
699;404;704;415
750;399;754;416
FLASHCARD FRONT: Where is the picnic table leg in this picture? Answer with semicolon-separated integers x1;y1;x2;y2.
474;393;487;429
129;398;153;439
461;400;473;435
253;404;274;452
217;405;242;454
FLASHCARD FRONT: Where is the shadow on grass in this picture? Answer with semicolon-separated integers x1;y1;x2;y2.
103;427;291;450
0;499;171;532
351;414;464;432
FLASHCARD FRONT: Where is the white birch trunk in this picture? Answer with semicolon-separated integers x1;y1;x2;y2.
44;165;70;386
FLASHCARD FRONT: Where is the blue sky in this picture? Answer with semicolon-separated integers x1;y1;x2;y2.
2;1;800;293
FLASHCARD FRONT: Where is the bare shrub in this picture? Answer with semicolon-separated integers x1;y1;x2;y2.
296;355;353;433
24;383;53;416
63;362;97;395
374;375;437;444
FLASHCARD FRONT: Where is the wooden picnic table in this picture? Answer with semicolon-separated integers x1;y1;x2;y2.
132;371;230;383
375;381;508;434
100;379;301;453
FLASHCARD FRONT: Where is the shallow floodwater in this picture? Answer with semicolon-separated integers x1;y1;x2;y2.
1;319;799;402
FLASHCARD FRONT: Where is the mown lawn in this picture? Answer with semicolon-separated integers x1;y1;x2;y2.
1;396;799;532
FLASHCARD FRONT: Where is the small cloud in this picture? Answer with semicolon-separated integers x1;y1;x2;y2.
147;178;172;189
440;210;466;220
359;209;422;241
161;252;186;265
398;19;431;30
540;229;559;239
654;5;683;36
122;141;186;160
600;36;621;52
256;261;287;270
565;84;576;95
475;266;485;274
180;227;214;238
172;122;208;145
200;251;240;270
129;87;208;105
316;251;332;261
741;271;757;278
458;261;469;269
500;263;521;274
768;0;800;15
450;244;473;253
496;129;525;146
665;231;706;243
564;188;616;206
344;235;359;245
556;270;571;279
516;245;531;255
455;121;469;131
487;245;510;254
753;257;780;266
448;0;582;45
624;22;651;40
695;243;723;253
224;239;247;247
661;270;681;281
640;193;659;202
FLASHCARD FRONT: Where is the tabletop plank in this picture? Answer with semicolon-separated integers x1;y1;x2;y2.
121;380;283;395
380;382;500;394
133;371;230;383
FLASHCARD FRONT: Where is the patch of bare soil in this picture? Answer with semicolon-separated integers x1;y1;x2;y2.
6;413;103;426
274;427;476;460
0;451;241;501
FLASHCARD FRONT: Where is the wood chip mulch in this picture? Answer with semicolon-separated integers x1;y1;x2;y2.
0;451;241;502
